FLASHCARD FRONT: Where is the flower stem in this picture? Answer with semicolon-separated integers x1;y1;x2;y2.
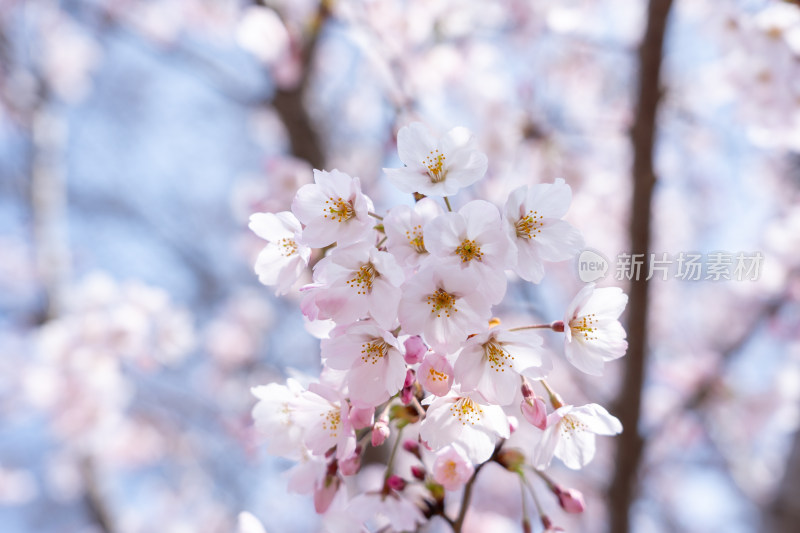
453;441;503;532
444;196;453;212
508;324;553;331
369;211;384;220
540;379;564;409
384;426;404;480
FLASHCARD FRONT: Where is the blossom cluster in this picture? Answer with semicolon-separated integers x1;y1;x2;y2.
249;123;629;532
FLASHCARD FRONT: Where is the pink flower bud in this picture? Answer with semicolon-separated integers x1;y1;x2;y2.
386;474;406;491
418;353;453;397
555;486;585;514
313;475;339;513
401;369;416;404
403;335;428;364
372;420;390;447
339;447;362;476
402;439;421;458
349;406;374;430
509;416;519;434
411;465;426;480
520;396;548;430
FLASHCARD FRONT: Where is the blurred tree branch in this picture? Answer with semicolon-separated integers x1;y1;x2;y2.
255;0;330;170
608;1;673;532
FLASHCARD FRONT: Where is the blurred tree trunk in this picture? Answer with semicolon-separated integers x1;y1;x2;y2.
607;1;673;532
764;429;800;532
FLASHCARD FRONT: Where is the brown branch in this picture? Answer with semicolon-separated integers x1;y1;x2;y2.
81;456;116;533
607;2;673;533
260;0;330;170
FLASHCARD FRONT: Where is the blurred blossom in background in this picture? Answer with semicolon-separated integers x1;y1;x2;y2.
1;0;799;532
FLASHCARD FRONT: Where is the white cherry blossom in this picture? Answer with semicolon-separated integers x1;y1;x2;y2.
249;211;310;295
251;379;306;459
563;283;628;376
383;197;444;268
301;242;404;329
292;169;374;248
503;179;584;283
419;390;510;463
384;122;488;197
398;266;492;354
454;327;551;405
424;200;512;304
291;384;357;461
532;403;622;470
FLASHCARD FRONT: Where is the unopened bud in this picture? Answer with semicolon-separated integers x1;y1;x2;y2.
520;396;548;430
372;419;390;447
403;336;428;364
349;406;374;430
403;439;421;459
339;447;362;476
550;320;565;333
555;485;585;514
411;465;426;481
386;474;406;491
497;448;526;473
401;369;416;404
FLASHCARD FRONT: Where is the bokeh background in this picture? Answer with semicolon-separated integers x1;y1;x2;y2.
1;0;800;532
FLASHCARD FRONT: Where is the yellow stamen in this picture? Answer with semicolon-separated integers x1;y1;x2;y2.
427;288;458;318
323;197;355;222
515;210;544;239
424;150;447;183
454;239;483;263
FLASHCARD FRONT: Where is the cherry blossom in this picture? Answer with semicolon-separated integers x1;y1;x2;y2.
420;390;510;463
424;199;513;304
301;242;404;329
249;211;310;295
384;122;488;197
563;283;629;376
383;197;444;268
454;327;551;405
321;322;407;408
503;179;584;283
251;379;306;459
432;445;474;491
291;169;374;248
397;266;493;353
417;352;454;397
532;403;622;470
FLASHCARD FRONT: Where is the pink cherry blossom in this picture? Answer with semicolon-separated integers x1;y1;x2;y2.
503;179;584;283
432;445;474;490
563;283;629;376
302;242;404;329
384;122;488;197
418;352;454;397
321;322;407;407
292;169;374;248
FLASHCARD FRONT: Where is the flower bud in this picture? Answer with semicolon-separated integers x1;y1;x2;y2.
401;369;416;404
555;485;585;514
497;448;526;473
403;439;421;459
386;474;406;491
339;447;362;476
313;474;340;513
520;396;548;430
372;419;390;447
411;465;426;481
349;406;374;430
403;335;428;364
